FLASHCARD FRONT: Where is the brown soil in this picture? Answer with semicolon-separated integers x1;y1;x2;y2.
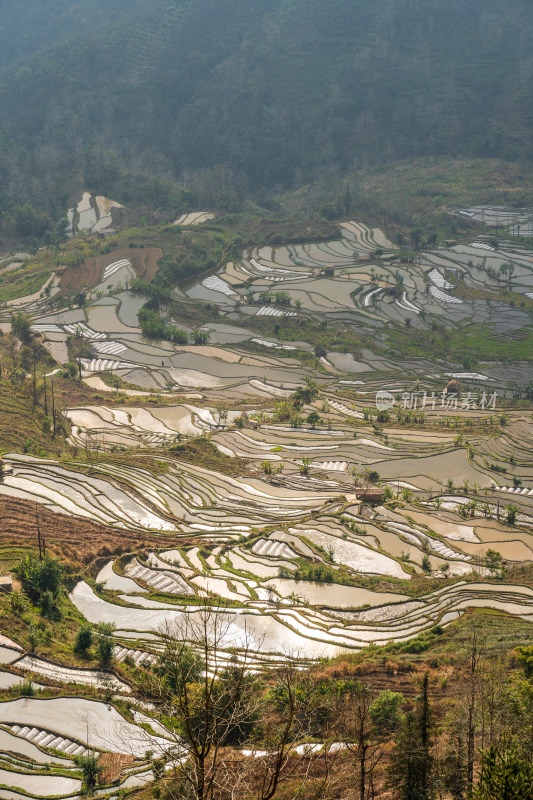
0;495;190;567
128;247;164;282
58;247;163;295
310;658;449;700
99;752;134;784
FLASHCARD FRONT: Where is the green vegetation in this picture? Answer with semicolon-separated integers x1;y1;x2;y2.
95;621;116;667
386;322;533;363
138;307;189;343
13;553;63;608
74;751;103;793
74;623;93;654
1;2;533;242
0;553;95;665
472;746;533;800
168;437;250;477
0;260;54;302
279;563;338;583
10;312;32;343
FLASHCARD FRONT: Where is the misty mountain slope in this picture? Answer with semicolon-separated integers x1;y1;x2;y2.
0;0;155;69
0;0;532;212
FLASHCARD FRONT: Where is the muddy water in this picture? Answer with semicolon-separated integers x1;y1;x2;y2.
0;768;80;796
0;728;70;764
265;579;408;608
0;697;167;756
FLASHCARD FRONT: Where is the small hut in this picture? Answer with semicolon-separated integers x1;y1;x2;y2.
445;379;462;396
354;487;384;504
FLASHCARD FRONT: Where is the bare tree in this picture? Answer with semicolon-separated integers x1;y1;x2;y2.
136;605;337;800
335;680;403;800
445;618;487;796
466;621;481;793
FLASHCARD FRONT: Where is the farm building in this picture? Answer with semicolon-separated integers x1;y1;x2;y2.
354;487;384;504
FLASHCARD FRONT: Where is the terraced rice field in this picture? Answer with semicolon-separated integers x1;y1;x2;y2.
173;211;215;225
65;403;241;448
67;192;123;235
1;696;170;756
2;213;533;796
69;576;533;657
0;695;171;798
13;655;131;692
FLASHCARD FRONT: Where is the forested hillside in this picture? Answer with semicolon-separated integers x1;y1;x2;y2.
0;0;153;69
1;0;533;222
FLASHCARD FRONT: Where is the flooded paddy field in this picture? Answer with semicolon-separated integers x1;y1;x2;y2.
2;212;533;796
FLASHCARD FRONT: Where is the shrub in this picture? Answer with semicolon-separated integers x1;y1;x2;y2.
472;745;533;800
402;638;429;654
11;311;32;343
27;625;41;652
14;554;63;603
20;678;35;697
74;751;102;791
39;589;57;616
306;411;321;429
506;504;518;526
96;622;116;667
75;624;93;653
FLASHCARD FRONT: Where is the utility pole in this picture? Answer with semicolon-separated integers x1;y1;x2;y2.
35;503;42;561
51;377;56;438
32;349;37;407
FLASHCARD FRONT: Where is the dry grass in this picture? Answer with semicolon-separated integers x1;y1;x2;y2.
58;246;163;294
0;495;189;569
168;437;251;477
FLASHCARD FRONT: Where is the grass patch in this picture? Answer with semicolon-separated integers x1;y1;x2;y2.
386;321;533;362
0;584;91;666
0;261;53;302
168;436;250;477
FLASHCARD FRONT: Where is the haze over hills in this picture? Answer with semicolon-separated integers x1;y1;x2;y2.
0;0;153;69
0;0;533;224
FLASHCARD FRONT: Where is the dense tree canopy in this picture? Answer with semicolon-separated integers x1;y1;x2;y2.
0;0;532;221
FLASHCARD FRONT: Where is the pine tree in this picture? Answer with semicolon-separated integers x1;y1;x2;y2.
471;746;533;800
389;673;433;800
344;184;352;215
